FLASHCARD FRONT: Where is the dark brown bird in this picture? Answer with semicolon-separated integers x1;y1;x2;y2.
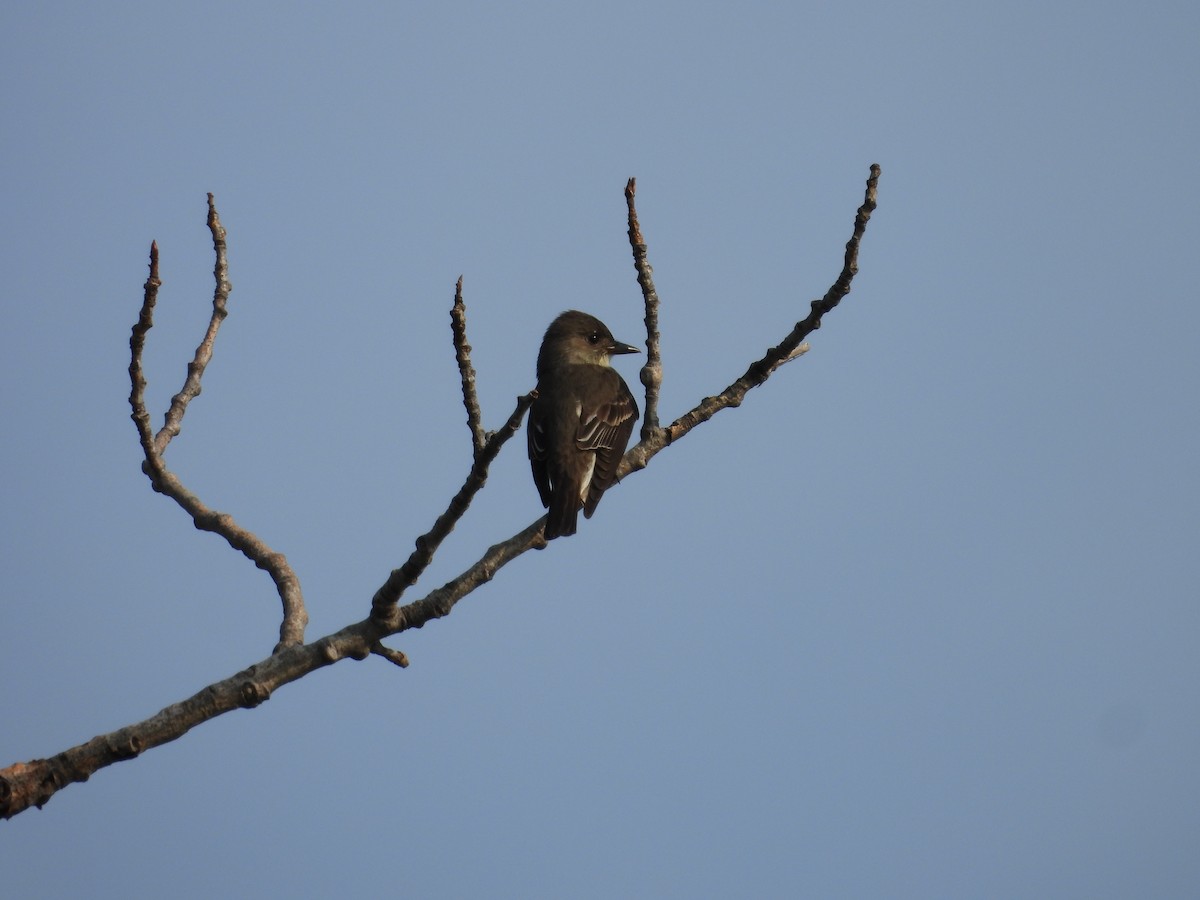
528;310;640;539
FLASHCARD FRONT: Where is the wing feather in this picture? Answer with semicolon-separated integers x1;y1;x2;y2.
579;373;638;517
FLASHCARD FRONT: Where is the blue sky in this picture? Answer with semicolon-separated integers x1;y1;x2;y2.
2;2;1198;897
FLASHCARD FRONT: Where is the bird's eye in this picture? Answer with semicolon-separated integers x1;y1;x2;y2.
587;332;601;345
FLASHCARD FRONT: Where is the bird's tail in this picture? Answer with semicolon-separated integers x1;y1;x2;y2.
544;487;580;539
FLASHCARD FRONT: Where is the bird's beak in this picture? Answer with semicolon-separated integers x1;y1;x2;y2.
609;340;640;355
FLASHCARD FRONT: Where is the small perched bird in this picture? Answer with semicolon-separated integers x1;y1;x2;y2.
528;310;640;539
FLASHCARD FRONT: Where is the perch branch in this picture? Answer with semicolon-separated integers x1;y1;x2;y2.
385;519;548;634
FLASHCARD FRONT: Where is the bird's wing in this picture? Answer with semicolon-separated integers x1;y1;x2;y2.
578;374;639;517
527;399;554;508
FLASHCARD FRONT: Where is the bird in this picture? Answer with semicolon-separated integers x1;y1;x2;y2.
528;310;640;539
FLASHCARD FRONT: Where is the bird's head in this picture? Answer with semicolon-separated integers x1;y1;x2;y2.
538;310;639;373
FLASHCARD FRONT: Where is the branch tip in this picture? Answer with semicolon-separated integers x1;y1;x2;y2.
371;644;410;668
449;277;487;456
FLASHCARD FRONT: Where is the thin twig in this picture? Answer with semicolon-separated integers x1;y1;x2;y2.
127;199;308;650
625;178;663;439
450;276;488;457
128;240;162;436
154;194;230;454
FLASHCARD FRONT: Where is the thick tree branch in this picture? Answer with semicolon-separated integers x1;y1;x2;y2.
0;513;548;819
2;166;880;820
127;199;308;650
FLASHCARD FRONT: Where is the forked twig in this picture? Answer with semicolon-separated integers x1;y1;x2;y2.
127;196;308;650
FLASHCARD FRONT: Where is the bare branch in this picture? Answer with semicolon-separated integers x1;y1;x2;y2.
388;519;547;633
370;392;535;619
625;178;664;440
0;504;532;820
1;500;546;820
449;276;488;457
621;163;881;477
127;200;308;650
1;628;367;819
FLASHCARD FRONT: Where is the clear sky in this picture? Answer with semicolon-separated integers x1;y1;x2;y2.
3;2;1198;897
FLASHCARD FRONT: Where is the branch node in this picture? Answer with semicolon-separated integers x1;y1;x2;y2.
238;682;270;709
108;735;141;761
